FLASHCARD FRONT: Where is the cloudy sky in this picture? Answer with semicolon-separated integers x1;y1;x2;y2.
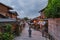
0;0;48;18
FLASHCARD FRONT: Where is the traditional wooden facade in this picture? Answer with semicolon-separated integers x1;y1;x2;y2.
0;3;20;36
39;8;46;19
0;3;13;18
8;10;18;19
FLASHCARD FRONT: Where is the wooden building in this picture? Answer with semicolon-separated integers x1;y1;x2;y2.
0;3;13;18
0;3;20;36
8;10;18;19
39;8;46;19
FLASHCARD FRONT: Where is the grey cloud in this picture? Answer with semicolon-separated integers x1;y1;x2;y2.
0;0;48;18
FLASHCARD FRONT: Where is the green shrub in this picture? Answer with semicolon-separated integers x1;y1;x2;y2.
5;24;12;33
0;32;3;40
3;32;14;40
0;24;14;40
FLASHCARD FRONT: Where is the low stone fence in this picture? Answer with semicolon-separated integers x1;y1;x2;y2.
48;18;60;40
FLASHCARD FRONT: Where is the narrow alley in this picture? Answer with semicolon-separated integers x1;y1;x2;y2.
14;23;48;40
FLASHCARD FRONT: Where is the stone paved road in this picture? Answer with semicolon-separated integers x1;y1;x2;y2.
14;23;49;40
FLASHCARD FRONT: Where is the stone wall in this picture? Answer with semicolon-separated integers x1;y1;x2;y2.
48;18;60;40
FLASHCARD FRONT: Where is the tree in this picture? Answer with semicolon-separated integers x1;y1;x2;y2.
23;17;29;21
44;0;60;18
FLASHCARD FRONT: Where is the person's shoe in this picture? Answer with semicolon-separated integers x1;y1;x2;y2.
29;36;31;38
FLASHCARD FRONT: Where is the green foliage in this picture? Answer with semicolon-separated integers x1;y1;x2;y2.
44;0;60;18
5;24;12;33
0;24;14;40
23;17;29;21
3;32;14;40
0;32;3;40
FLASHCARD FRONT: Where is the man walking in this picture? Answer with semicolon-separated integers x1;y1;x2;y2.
28;27;32;37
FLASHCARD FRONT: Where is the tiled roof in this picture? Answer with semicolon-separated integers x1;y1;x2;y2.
0;18;16;22
39;7;47;13
0;2;13;10
8;10;18;16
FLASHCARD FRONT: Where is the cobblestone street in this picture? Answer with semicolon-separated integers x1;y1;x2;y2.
14;23;49;40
